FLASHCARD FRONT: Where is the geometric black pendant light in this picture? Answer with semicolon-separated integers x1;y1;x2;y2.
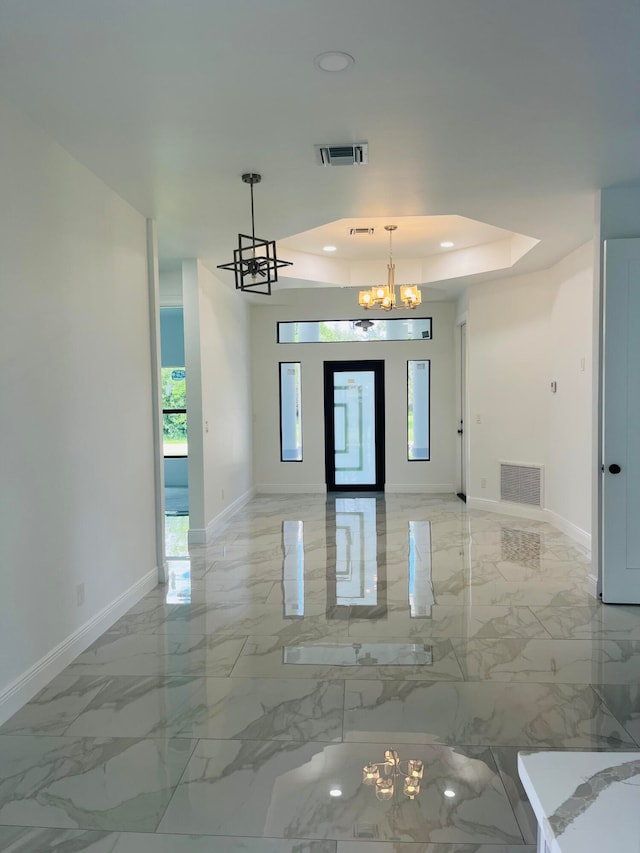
217;173;293;296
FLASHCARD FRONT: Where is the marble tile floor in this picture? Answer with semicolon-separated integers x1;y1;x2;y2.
1;493;639;851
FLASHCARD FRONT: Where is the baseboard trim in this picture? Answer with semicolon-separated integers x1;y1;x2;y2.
0;567;159;726
187;487;256;546
255;484;455;495
466;496;548;522
466;497;592;556
385;484;455;494
545;508;591;553
255;484;327;494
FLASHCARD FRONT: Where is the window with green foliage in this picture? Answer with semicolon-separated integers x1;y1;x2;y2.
162;368;187;456
277;317;432;343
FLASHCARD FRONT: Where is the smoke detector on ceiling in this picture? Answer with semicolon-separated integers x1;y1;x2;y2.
315;143;368;166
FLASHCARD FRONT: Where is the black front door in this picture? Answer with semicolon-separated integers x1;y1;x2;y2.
323;360;385;491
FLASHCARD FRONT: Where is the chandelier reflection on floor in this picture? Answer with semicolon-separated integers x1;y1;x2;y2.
362;749;424;800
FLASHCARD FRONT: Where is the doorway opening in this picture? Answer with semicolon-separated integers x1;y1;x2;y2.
160;306;189;558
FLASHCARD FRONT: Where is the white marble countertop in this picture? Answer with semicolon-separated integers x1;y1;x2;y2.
518;751;640;853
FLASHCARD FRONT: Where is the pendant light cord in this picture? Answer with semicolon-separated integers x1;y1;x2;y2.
250;180;256;250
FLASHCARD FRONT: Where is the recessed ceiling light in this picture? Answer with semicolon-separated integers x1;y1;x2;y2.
329;787;343;797
440;241;455;249
323;245;337;252
444;789;456;798
314;51;355;72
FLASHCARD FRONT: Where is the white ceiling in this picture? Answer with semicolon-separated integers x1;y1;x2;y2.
280;215;515;260
0;0;638;291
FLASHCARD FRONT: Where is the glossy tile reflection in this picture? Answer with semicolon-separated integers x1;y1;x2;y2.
0;735;194;831
65;631;247;677
157;740;522;843
282;520;305;617
328;497;385;618
1;493;637;850
0;827;337;852
409;520;434;616
337;845;534;853
283;642;433;666
232;635;464;681
501;528;540;570
163;559;192;603
63;676;344;741
343;681;635;748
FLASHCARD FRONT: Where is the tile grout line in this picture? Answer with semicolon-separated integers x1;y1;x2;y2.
447;636;468;682
588;682;640;748
152;736;200;834
525;604;555;639
488;745;531;846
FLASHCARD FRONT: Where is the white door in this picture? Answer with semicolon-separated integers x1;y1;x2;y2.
602;238;640;603
459;321;467;499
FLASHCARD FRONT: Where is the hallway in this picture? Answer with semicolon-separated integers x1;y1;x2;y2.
1;494;638;851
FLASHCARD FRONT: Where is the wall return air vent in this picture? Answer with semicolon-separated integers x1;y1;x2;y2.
315;143;368;166
500;462;543;508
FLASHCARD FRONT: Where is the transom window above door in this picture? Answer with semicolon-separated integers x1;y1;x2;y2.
277;317;432;343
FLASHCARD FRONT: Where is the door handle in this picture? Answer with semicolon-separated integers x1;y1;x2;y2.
608;463;622;474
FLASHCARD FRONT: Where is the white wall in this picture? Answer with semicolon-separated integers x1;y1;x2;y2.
251;289;456;492
183;261;253;539
468;270;554;500
546;244;593;536
0;99;157;715
467;243;593;546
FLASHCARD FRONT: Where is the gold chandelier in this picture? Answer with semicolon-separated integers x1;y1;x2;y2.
358;225;422;311
362;749;424;801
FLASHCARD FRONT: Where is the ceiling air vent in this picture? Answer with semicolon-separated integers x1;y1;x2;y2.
350;227;375;236
500;462;543;508
315;142;368;166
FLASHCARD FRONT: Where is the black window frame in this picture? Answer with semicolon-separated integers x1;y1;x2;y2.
279;361;303;462
407;358;431;462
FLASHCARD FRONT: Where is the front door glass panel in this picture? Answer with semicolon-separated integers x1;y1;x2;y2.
333;370;376;486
